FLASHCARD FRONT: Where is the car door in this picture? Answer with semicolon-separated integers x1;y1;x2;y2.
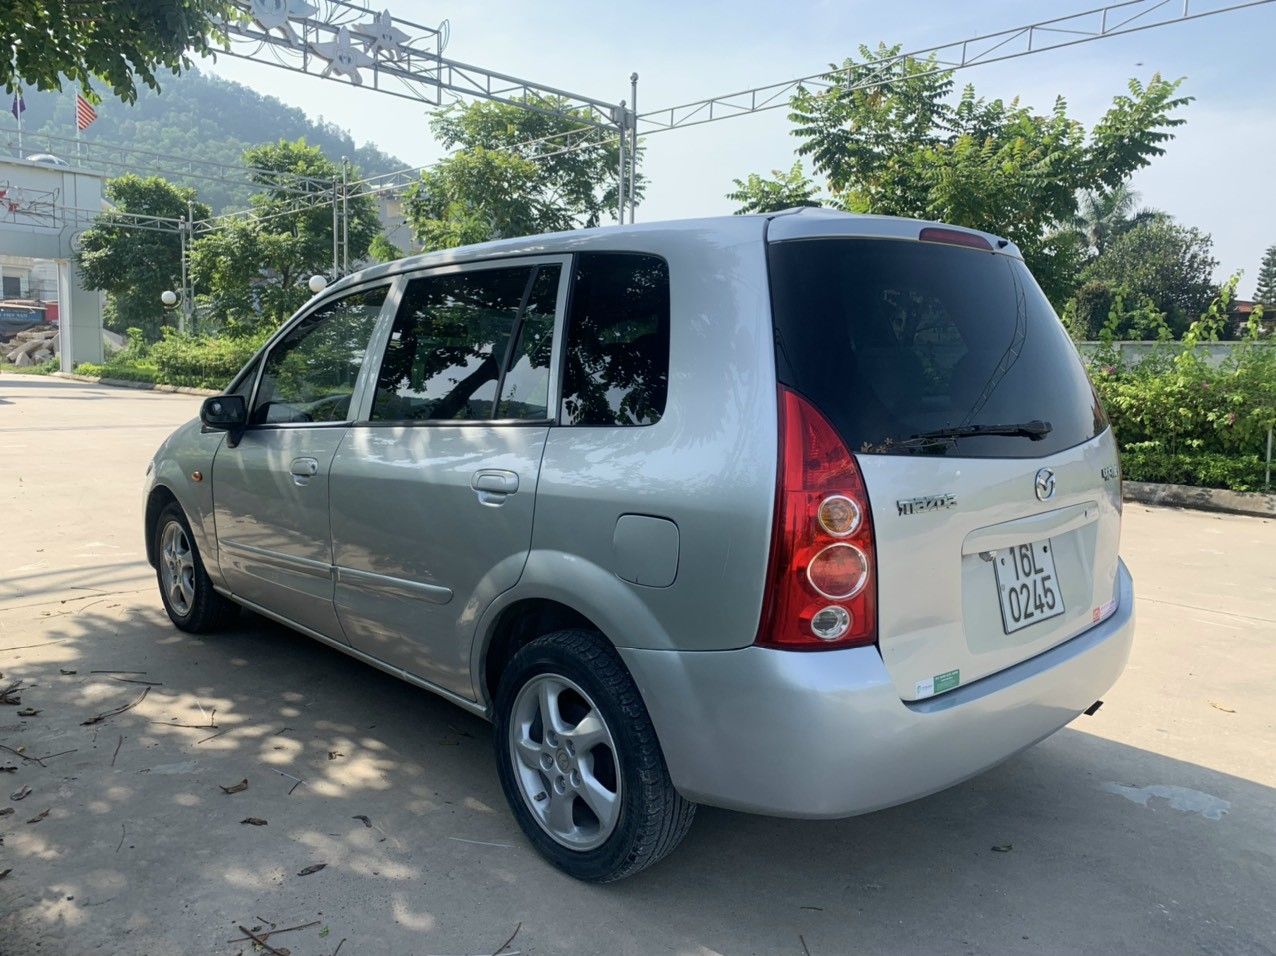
212;283;392;640
328;257;568;698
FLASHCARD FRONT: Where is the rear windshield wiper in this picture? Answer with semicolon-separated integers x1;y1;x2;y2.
905;419;1053;445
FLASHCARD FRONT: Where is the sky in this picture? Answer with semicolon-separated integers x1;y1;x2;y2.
206;0;1276;296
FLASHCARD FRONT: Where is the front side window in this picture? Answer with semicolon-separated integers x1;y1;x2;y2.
560;253;670;426
371;264;560;422
250;285;387;425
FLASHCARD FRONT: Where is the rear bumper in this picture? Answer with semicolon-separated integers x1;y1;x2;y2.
620;559;1135;818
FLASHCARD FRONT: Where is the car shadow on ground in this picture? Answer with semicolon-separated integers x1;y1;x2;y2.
2;601;1272;955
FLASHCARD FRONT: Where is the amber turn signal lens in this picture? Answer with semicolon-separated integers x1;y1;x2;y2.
817;494;861;537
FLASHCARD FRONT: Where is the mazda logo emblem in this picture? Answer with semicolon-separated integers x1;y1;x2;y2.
1034;468;1056;501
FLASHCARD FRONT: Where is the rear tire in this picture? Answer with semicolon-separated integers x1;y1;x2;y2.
154;502;237;633
493;628;695;882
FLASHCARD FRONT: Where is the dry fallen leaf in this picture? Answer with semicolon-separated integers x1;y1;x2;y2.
0;868;11;880
352;815;372;828
1209;701;1236;714
0;807;13;816
240;817;268;826
17;708;40;717
296;863;327;877
219;779;249;795
27;808;50;824
0;765;16;773
991;844;1013;853
327;751;344;760
10;785;31;801
59;669;77;676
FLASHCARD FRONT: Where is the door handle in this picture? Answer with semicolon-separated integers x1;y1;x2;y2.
289;457;320;486
471;469;519;505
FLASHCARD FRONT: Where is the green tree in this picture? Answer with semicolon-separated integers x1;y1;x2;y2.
727;161;821;214
75;175;211;340
368;234;404;263
1255;244;1276;307
404;96;635;250
1068;183;1165;256
2;0;233;101
756;44;1190;304
1079;219;1218;337
192;140;380;334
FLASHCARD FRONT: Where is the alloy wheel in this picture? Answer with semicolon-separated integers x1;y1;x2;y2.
508;673;622;851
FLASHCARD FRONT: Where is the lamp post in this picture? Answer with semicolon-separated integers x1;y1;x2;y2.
160;288;190;333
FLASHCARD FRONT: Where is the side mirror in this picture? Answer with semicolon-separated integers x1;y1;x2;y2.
201;394;247;428
201;394;248;446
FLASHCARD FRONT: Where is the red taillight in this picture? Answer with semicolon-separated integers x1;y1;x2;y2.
756;386;877;650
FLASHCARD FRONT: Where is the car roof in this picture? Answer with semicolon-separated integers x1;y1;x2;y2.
323;209;1019;300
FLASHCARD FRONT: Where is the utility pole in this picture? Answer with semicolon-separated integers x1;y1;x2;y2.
178;215;188;335
614;101;627;225
341;157;349;273
628;73;638;223
186;199;195;333
332;175;340;276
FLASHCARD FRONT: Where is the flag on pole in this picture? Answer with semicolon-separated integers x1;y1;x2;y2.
75;94;97;131
9;91;24;121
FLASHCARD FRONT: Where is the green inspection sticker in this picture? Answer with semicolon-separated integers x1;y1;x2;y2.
933;669;961;693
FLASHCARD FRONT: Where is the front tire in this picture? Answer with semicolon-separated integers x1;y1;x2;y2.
154;502;237;633
493;629;695;882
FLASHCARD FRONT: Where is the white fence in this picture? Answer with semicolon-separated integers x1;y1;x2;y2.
1076;340;1276;368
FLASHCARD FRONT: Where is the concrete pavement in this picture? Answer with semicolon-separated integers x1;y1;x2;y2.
1;375;1274;955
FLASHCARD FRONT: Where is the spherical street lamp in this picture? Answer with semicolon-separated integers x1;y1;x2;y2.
308;274;328;294
160;289;178;307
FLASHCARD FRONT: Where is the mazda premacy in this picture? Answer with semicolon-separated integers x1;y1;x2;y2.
144;208;1134;881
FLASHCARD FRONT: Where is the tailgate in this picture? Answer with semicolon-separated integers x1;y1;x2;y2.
860;429;1123;701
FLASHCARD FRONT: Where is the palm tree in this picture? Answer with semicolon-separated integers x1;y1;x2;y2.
1071;183;1165;255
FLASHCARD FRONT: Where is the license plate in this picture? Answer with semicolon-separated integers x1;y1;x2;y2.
993;540;1065;634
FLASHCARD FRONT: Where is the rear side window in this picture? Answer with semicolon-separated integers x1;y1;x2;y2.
768;238;1105;458
250;285;386;425
371;264;560;422
560;253;670;426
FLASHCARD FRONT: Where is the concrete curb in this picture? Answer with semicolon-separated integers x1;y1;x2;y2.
50;372;217;397
1123;480;1275;518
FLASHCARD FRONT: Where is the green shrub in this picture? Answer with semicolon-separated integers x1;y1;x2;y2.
77;327;268;390
1119;444;1267;492
1088;278;1275;492
148;328;270;389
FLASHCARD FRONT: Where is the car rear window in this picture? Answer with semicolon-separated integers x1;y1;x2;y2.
768;237;1106;458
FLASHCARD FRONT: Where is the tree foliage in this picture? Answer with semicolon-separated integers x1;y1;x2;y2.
727;162;821;214
1066;183;1165;256
75;175;211;340
1077;219;1218;338
190;140;380;334
1255;245;1276;308
2;0;233;101
758;44;1191;303
404;97;636;250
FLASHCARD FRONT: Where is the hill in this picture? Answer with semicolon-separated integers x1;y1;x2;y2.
11;68;407;211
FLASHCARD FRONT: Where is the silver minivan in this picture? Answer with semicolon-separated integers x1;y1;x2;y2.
144;209;1134;882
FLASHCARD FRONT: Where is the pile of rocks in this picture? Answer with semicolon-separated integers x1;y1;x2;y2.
4;326;59;367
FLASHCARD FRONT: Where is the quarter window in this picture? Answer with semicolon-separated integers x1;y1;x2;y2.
371;264;561;422
560;253;670;426
250;285;386;425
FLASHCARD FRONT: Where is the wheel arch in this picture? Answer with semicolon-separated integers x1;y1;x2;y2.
479;598;600;710
144;484;180;568
472;550;681;712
